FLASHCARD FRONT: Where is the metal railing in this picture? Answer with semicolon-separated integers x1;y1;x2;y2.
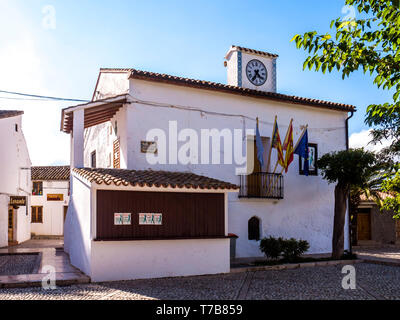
239;172;284;199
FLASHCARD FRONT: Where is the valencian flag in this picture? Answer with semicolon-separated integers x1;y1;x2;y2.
283;119;294;173
294;127;309;176
271;117;285;168
256;118;265;168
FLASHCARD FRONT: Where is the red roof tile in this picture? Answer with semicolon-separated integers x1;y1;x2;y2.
231;45;279;58
0;110;24;120
73;168;239;191
32;166;70;181
98;68;355;112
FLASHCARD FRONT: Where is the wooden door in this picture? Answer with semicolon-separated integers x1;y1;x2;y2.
357;211;371;241
8;206;14;242
396;219;400;241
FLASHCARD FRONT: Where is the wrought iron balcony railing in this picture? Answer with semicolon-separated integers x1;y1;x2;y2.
239;172;284;199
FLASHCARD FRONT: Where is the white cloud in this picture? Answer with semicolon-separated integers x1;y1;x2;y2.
0;2;70;165
349;129;393;153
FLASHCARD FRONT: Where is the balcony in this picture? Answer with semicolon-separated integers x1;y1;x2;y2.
239;172;284;199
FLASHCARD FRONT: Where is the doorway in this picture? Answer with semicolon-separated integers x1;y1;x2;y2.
8;206;14;243
64;206;68;222
357;208;372;241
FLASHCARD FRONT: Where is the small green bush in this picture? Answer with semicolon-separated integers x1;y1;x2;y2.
281;238;310;262
259;236;283;260
259;236;310;262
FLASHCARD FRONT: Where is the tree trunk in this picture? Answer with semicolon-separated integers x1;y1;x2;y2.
332;183;349;260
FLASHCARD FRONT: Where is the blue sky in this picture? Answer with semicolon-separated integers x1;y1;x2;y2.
0;0;393;165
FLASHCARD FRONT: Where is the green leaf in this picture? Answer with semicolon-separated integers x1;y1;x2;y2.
290;34;300;42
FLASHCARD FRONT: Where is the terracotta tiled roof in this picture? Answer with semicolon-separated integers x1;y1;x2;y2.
0;110;24;120
32;166;70;181
99;68;355;112
360;192;395;202
73;168;239;190
231;45;279;58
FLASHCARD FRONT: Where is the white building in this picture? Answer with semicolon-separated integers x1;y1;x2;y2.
61;46;355;281
31;166;70;237
0;110;32;248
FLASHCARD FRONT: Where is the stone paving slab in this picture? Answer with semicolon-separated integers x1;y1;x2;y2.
0;240;89;289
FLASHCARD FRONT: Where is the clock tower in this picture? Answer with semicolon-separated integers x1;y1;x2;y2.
224;45;278;93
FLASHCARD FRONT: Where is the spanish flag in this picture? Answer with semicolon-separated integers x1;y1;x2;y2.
283;119;294;173
271;117;285;168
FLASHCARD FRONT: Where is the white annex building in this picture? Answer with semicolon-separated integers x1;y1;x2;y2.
62;46;355;281
31;166;70;237
0;110;32;248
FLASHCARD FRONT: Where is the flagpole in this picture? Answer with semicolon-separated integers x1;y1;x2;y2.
294;125;308;152
266;115;277;173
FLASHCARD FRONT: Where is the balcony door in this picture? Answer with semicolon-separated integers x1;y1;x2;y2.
247;137;269;197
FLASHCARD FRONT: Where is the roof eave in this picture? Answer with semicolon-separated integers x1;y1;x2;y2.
128;72;356;113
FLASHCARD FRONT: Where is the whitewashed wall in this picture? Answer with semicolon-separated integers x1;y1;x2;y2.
0;195;8;247
83;73;350;258
93;71;129;100
91;239;230;282
0;115;31;247
64;175;92;275
84;108;128;169
31;180;70;236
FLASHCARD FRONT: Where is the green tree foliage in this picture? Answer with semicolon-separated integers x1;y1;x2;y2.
317;149;380;258
292;0;399;215
381;164;400;216
318;149;380;186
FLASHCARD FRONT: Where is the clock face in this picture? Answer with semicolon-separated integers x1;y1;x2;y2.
246;59;268;86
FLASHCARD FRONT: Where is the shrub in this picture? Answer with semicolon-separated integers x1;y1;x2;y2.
259;236;283;260
259;236;310;262
281;238;310;262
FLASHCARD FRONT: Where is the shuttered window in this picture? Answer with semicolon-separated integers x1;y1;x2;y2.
32;181;43;196
113;139;120;169
248;217;260;241
31;206;43;223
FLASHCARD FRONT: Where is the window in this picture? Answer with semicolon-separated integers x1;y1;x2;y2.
31;206;43;223
299;143;318;176
15;124;18;132
248;217;261;241
91;151;97;168
32;181;43;196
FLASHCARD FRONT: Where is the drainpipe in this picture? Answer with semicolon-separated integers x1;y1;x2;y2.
346;111;354;254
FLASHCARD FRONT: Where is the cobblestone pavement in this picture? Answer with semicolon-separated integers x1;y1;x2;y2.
0;263;399;300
